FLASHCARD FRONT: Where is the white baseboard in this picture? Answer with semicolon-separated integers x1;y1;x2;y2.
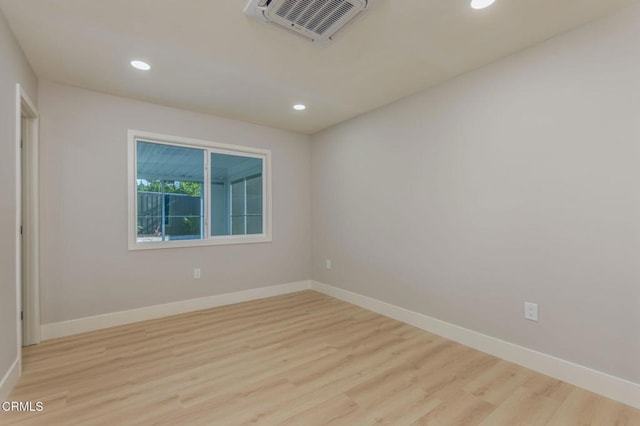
0;358;20;403
310;281;640;409
41;281;311;341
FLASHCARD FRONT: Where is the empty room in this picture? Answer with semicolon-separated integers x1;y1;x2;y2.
1;0;639;424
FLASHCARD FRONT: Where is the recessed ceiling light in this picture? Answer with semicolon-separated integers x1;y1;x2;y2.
470;0;496;9
130;60;151;71
293;104;306;111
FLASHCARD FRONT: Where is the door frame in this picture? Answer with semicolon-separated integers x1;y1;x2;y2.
15;83;40;358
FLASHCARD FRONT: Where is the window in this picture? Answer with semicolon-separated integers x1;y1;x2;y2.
128;130;271;250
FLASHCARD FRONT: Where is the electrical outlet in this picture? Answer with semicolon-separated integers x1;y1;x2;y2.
325;259;332;270
524;302;538;321
193;268;201;279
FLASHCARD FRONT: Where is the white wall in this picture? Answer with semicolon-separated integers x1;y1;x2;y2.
38;81;311;324
0;10;38;387
311;3;640;384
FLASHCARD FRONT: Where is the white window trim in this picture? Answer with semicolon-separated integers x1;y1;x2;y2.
127;130;272;250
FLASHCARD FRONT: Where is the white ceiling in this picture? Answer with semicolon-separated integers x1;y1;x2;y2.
0;0;636;134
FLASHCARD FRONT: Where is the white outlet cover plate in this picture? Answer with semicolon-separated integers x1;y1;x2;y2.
524;302;538;321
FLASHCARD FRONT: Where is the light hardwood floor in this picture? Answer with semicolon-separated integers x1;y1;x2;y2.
3;291;639;425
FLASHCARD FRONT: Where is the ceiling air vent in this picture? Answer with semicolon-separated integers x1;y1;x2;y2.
244;0;370;46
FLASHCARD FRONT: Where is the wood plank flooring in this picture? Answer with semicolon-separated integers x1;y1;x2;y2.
2;291;639;425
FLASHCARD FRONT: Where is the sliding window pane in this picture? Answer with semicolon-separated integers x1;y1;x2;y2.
136;141;204;242
211;152;263;236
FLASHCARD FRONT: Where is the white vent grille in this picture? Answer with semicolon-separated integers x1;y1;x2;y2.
247;0;368;44
274;0;355;35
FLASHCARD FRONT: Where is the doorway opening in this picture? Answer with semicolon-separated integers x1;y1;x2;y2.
16;84;40;354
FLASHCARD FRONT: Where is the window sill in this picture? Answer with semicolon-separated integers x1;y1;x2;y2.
128;234;272;251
